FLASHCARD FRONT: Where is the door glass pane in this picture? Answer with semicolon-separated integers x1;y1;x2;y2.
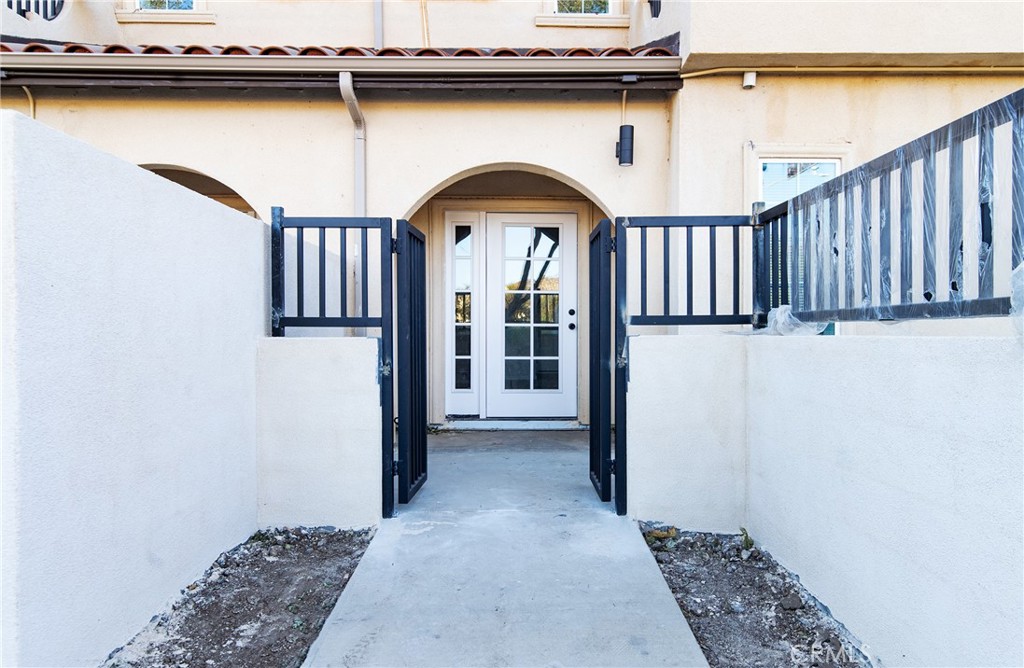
454;225;472;257
504;294;531;323
533;294;559;323
454;258;472;291
533;260;559;291
533;227;560;258
455;325;471;356
505;326;530;356
534;360;559;390
534;327;559;357
455;359;471;389
505;260;531;291
505;226;532;257
455;293;471;323
505;360;530;389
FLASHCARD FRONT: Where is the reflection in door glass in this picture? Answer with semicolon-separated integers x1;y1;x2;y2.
505;359;530;389
533;227;560;258
502;223;561;391
453;225;472;390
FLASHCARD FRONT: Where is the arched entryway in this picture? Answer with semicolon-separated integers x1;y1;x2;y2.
405;166;610;427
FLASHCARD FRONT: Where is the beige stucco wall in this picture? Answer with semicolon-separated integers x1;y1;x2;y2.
5;1;1020;63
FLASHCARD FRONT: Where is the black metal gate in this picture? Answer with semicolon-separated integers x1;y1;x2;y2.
588;220;613;503
395;219;428;505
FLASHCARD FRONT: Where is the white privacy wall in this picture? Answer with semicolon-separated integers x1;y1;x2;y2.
627;333;1024;667
746;336;1024;668
0;111;265;667
257;338;383;529
627;335;747;532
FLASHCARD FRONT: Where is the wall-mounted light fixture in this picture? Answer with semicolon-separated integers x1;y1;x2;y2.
616;90;634;166
648;0;662;18
742;71;757;89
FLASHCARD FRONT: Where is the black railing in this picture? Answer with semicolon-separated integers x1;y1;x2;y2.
615;216;754;327
270;209;393;333
755;88;1024;324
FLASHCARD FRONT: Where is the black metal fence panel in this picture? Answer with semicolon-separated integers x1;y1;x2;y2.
396;219;428;505
588;220;613;503
757;88;1024;324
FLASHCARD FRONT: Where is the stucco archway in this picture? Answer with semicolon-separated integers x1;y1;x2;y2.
408;165;606;426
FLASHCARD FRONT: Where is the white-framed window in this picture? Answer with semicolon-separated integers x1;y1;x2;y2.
536;0;627;27
556;0;609;14
760;159;840;208
138;0;193;9
743;142;851;210
116;0;214;23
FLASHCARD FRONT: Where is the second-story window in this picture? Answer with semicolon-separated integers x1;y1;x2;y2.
556;0;609;14
139;0;193;9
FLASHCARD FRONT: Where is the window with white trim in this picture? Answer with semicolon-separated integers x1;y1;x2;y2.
556;0;609;13
760;159;840;208
116;0;213;23
138;0;193;8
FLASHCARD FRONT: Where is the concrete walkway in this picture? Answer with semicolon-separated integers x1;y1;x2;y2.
304;431;708;668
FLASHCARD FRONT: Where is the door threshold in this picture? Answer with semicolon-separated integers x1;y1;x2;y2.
436;419;586;431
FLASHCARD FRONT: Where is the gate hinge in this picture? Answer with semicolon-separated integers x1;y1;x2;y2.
607;237;617;253
391;238;400;254
608;459;616;475
380;361;392;377
392;461;399;476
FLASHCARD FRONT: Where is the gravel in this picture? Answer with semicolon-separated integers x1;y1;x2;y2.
640;522;874;668
104;526;373;668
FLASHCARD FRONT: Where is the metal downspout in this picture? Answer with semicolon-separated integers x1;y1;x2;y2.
373;0;383;50
338;71;366;217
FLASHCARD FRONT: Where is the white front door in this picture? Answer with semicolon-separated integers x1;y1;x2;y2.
485;213;578;418
443;211;579;419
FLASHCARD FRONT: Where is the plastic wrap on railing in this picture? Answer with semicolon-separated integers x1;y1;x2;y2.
1011;262;1024;334
753;305;828;336
763;89;1023;323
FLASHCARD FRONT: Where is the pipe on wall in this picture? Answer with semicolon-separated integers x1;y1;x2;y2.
373;0;383;50
338;71;366;217
21;85;36;118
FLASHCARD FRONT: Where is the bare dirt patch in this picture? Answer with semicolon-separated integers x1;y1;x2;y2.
640;523;873;668
105;526;373;668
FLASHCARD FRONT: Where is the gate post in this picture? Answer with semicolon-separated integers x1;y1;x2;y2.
271;206;285;337
380;218;395;519
751;202;768;329
613;218;628;516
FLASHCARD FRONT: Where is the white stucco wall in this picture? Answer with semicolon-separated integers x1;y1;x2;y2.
627;335;747;532
0;111;265;667
257;338;383;529
627;331;1024;666
746;336;1024;667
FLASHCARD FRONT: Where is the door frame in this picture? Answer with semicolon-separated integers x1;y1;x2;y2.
483;211;579;418
424;197;601;425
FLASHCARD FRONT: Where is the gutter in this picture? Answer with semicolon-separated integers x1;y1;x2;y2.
0;53;683;75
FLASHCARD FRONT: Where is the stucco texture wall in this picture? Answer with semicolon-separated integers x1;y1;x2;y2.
257;338;383;529
0;111;265;667
626;332;1024;666
746;335;1024;668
